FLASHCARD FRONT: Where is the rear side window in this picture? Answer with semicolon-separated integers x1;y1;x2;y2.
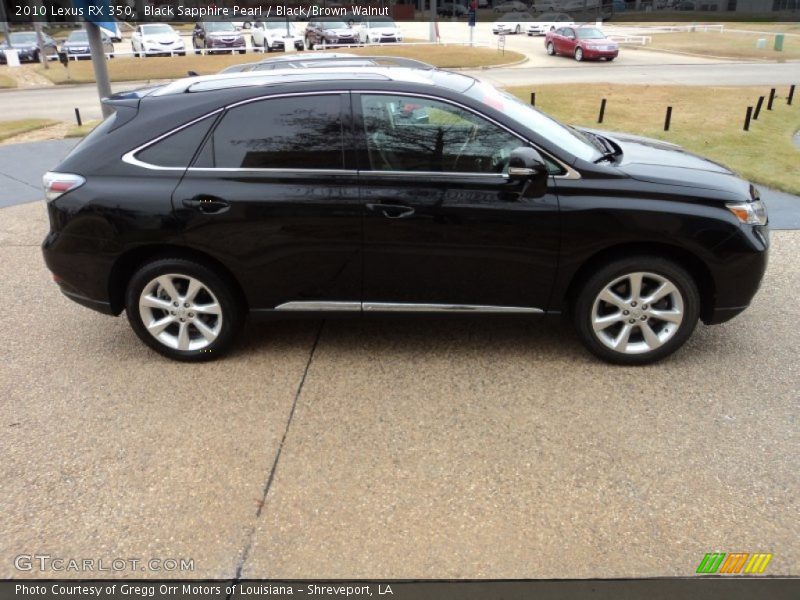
196;95;344;170
135;115;216;168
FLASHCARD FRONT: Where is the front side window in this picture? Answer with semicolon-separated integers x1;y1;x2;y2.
197;95;344;170
360;94;521;174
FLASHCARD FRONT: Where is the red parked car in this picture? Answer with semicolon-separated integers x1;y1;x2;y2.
545;26;619;61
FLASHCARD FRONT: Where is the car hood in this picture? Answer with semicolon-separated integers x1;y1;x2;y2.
62;40;91;48
143;33;181;43
325;29;356;36
2;41;38;50
369;27;400;34
208;31;240;38
586;129;751;199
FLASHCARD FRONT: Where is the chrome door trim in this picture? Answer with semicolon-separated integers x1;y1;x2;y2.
362;302;543;314
273;301;543;314
274;301;361;312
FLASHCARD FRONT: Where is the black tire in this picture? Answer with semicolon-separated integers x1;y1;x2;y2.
573;256;700;365
515;24;521;34
305;36;314;50
125;258;243;362
546;41;555;55
33;50;40;63
575;47;583;61
606;56;615;61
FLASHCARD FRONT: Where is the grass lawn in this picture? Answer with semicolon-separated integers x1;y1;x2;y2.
0;73;16;88
65;119;101;138
36;45;524;84
508;84;800;195
645;30;800;60
0;119;59;142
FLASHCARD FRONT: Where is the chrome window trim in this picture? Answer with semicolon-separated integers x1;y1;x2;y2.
122;90;581;179
121;109;224;171
273;301;543;314
352;89;582;180
186;168;359;175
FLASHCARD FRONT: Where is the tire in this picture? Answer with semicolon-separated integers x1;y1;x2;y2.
305;36;314;50
125;258;243;362
33;50;40;63
546;41;555;55
515;25;521;34
575;47;583;61
573;256;700;365
606;56;615;61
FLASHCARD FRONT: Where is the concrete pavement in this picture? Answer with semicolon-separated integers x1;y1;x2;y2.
1;199;798;578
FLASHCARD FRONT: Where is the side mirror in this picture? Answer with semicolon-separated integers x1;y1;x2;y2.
508;146;548;197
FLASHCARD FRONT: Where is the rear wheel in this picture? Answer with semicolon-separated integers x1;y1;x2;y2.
125;258;243;362
546;41;555;55
575;47;583;61
573;256;700;365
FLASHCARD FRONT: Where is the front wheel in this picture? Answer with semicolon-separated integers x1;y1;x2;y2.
515;24;521;34
575;47;583;61
125;258;243;361
546;41;555;55
573;257;700;365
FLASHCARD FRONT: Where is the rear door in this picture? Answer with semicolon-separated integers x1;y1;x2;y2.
170;92;362;311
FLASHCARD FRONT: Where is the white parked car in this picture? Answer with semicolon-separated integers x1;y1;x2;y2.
357;17;403;44
527;12;575;35
493;12;535;34
131;24;186;56
251;19;304;52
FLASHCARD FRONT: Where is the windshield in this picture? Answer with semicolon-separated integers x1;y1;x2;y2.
67;31;88;41
466;82;601;162
205;22;236;32
142;25;174;34
10;33;38;44
576;28;606;39
366;18;395;26
321;21;348;29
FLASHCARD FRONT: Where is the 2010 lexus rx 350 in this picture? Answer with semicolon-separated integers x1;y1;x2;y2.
42;67;768;364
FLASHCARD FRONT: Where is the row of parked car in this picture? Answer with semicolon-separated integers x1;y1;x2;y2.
0;29;117;63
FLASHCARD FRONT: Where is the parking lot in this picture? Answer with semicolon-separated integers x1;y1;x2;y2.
1;198;797;578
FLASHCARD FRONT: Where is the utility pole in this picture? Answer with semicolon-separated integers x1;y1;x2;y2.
33;0;49;70
0;0;12;49
429;0;437;42
85;22;113;118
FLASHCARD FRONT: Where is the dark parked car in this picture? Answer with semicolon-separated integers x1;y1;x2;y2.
0;31;58;63
42;66;768;364
546;26;618;61
192;21;246;53
61;29;115;60
304;19;358;49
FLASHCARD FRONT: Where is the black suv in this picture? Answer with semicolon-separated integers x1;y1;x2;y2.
42;67;768;364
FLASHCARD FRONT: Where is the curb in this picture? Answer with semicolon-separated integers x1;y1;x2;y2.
626;45;778;63
449;55;530;71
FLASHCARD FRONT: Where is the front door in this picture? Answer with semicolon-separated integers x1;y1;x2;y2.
356;92;560;312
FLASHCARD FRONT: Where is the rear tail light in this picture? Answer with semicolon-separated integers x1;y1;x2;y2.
43;171;85;202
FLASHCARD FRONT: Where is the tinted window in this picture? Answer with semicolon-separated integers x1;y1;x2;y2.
136;116;215;168
360;94;520;174
201;95;343;169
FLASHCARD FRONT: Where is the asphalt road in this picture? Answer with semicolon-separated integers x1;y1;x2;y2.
1;200;798;578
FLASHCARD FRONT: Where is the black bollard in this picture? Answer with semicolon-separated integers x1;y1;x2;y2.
754;96;764;120
74;108;82;127
767;88;776;110
744;106;753;131
788;85;795;106
664;106;672;131
530;91;536;107
598;98;606;124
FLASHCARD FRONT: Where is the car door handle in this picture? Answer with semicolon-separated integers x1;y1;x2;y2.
182;197;230;214
366;203;415;219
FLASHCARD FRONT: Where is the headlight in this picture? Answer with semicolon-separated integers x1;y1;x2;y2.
726;200;768;226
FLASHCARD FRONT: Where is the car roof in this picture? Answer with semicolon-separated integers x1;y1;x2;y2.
152;66;474;96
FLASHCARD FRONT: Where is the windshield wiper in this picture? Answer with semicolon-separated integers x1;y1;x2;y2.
590;133;621;164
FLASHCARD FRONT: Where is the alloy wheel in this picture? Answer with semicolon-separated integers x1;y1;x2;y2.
138;273;223;351
590;271;684;355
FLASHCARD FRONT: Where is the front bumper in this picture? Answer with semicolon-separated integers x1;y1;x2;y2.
582;47;619;59
142;43;185;54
